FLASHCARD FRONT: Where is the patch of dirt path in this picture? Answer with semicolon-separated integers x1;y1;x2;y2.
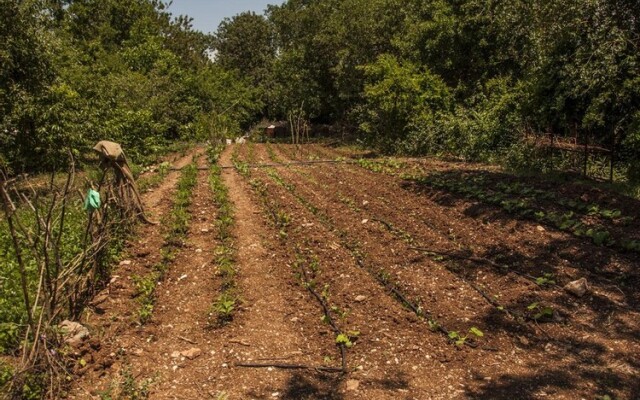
68;148;203;398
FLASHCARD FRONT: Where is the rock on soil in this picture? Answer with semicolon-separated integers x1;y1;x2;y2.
180;348;202;360
59;320;89;348
346;379;360;391
564;278;589;297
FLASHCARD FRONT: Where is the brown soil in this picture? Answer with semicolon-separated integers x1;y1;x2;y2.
68;143;640;400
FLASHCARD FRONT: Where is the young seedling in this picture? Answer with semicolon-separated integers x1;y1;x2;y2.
535;273;556;287
526;302;554;321
448;326;484;347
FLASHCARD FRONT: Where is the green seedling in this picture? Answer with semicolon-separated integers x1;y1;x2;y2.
335;331;360;348
601;209;622;219
586;228;613;246
427;319;440;332
212;293;236;324
621;239;640;252
448;326;484;347
535;273;556;286
526;302;554;321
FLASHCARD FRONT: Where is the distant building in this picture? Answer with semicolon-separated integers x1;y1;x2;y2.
264;122;288;138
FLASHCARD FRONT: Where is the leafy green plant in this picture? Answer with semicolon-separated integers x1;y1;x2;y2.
586;229;613;246
119;365;153;400
621;239;640;252
212;293;236;324
526;302;554;321
427;319;440;331
535;273;556;287
447;326;484;347
335;331;360;348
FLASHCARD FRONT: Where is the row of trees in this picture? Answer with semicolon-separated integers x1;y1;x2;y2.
3;0;638;179
214;0;640;179
1;0;262;172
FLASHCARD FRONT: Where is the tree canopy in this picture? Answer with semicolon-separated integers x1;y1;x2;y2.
0;0;261;172
2;0;639;181
213;0;639;179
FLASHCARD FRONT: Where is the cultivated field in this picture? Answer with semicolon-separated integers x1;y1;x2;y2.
69;143;640;400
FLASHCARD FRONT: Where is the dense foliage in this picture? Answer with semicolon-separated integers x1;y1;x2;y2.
0;0;261;172
213;0;639;180
2;0;639;177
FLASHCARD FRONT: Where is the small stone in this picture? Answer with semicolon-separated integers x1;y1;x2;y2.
90;292;109;306
536;226;545;232
564;278;589;297
181;348;202;360
271;392;280;397
171;351;181;358
119;260;132;266
195;249;203;253
59;320;89;348
361;219;369;224
290;317;299;323
518;336;530;346
346;380;360;391
362;200;369;206
201;228;209;233
354;295;367;302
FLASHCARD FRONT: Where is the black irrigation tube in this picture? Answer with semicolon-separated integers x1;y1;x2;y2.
217;159;360;170
407;246;545;286
374;218;521;310
373;219;552;325
262;167;480;347
297;254;348;373
232;166;348;374
235;363;344;373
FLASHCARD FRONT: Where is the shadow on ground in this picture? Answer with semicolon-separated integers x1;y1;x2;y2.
280;372;345;400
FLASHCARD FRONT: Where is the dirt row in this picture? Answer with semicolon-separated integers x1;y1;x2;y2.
233;143;640;400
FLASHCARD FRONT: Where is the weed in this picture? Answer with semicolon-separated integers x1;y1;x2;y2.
115;365;152;400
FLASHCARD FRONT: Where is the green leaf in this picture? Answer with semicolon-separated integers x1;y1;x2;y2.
336;333;352;347
469;327;484;337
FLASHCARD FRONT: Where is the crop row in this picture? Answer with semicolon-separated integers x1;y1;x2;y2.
416;173;640;253
133;163;198;324
235;162;350;371
207;145;238;327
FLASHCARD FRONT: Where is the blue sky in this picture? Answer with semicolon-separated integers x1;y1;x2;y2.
167;0;280;34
